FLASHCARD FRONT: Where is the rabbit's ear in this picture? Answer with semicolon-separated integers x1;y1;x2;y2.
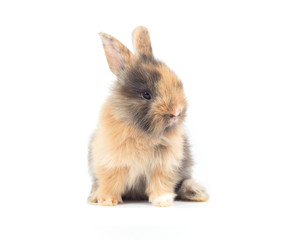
99;32;133;75
132;26;153;59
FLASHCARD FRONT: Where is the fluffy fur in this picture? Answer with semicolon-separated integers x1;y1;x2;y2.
88;26;208;206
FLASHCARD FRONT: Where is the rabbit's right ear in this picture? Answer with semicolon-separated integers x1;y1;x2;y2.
99;32;133;76
132;26;153;59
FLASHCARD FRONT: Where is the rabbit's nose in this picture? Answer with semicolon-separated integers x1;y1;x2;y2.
169;105;182;118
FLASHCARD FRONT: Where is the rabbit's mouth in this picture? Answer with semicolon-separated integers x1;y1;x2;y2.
164;115;180;130
168;115;179;126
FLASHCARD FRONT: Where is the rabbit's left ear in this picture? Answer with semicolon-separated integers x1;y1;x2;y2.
99;32;133;76
132;26;153;59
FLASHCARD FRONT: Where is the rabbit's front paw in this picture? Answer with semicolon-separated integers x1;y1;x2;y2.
152;193;175;207
98;197;121;206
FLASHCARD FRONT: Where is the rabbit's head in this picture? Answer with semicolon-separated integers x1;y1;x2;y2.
99;26;187;136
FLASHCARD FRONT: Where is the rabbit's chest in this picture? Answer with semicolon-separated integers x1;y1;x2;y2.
122;135;184;188
124;134;184;168
125;137;167;160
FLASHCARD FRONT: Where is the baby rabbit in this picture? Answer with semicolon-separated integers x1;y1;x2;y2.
88;26;208;207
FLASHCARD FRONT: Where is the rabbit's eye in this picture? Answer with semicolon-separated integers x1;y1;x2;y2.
142;91;151;100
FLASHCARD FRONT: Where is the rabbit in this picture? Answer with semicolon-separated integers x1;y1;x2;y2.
88;26;209;207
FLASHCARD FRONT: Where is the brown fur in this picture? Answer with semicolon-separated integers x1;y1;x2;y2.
89;26;208;206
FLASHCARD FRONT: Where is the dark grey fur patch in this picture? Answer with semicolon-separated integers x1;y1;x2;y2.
122;176;148;201
139;54;158;64
175;135;193;195
121;61;161;98
113;58;162;133
180;135;193;179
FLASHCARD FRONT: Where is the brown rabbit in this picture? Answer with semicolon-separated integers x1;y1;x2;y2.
88;26;208;206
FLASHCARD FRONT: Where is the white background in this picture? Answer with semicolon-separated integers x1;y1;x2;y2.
0;0;285;239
